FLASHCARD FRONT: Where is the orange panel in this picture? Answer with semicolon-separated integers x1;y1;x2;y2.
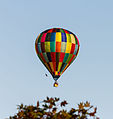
56;42;61;52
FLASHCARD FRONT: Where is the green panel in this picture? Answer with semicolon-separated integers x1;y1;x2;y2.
45;33;51;41
74;44;78;55
56;52;60;62
61;42;66;52
43;52;49;63
60;29;65;33
45;42;50;52
63;53;69;63
66;33;71;43
50;42;55;52
66;54;73;63
37;43;42;53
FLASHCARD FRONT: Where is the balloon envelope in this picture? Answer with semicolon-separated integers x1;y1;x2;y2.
35;28;80;81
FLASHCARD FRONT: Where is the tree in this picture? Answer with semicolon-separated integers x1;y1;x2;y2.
9;97;99;119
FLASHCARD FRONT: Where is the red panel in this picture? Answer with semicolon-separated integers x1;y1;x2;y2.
63;29;69;34
52;28;56;32
70;43;75;54
59;52;65;62
51;52;56;62
47;29;53;33
53;62;56;72
41;42;45;53
58;72;60;76
41;33;47;42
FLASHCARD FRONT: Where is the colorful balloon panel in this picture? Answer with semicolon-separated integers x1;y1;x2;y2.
35;28;80;81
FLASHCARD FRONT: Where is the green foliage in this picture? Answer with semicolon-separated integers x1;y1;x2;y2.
9;97;99;119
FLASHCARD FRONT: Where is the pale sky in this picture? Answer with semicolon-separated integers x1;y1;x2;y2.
0;0;113;119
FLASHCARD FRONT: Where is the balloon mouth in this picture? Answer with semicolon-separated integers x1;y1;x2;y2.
53;82;58;87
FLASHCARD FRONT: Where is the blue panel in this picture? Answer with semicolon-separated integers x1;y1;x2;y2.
61;33;67;42
60;63;67;72
37;43;42;53
50;33;56;42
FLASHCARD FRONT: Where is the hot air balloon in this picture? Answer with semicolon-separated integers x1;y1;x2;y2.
35;28;80;87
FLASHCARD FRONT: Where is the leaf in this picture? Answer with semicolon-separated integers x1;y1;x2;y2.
84;101;90;107
69;108;76;114
55;97;60;102
78;102;84;110
17;104;23;110
42;104;48;109
49;104;53;109
52;107;57;114
9;97;99;119
47;96;49;100
60;100;68;107
37;101;39;108
17;111;24;117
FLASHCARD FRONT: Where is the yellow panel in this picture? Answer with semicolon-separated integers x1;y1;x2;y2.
65;42;72;53
70;34;75;44
56;32;61;42
58;62;62;72
49;62;54;72
45;42;50;52
66;33;71;43
55;71;58;75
